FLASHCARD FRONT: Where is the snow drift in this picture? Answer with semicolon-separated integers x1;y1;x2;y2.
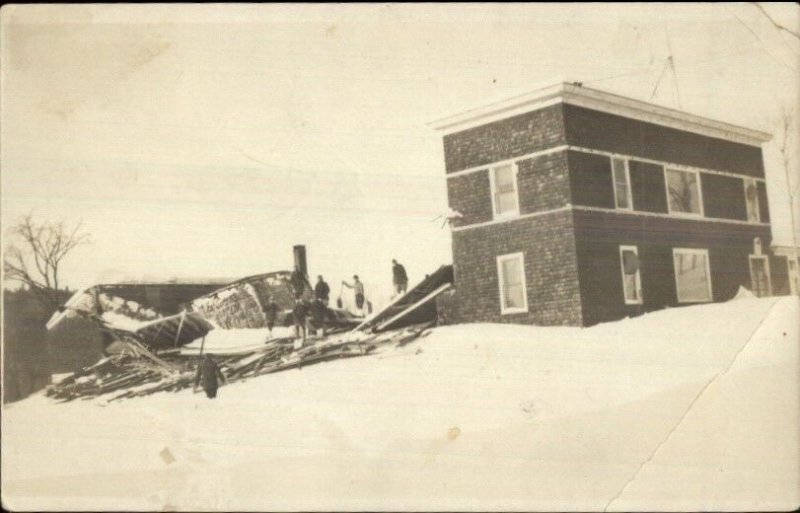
3;296;798;511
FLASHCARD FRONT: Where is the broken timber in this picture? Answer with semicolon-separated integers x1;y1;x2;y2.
354;265;453;333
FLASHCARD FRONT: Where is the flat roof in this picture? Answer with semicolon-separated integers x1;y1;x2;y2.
430;81;771;147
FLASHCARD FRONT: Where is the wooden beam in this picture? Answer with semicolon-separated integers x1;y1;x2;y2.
173;310;187;347
374;283;451;332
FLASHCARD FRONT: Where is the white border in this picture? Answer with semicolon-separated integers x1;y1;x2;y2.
450;205;770;233
611;157;633;211
446;145;569;178
665;167;705;218
496;252;529;315
488;162;520;220
431;82;771;146
748;254;772;297
451;206;571;232
672;247;713;303
619;245;643;305
445;145;766;184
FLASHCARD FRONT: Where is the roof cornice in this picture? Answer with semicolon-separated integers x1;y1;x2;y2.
430;82;772;147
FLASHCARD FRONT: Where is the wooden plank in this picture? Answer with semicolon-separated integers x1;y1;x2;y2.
173;310;187;347
375;283;451;332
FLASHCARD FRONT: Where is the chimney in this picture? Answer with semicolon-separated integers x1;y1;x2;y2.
293;245;308;277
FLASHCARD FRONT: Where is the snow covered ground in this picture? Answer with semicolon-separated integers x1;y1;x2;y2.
3;296;798;511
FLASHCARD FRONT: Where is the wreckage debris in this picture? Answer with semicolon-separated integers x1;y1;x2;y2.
45;323;434;403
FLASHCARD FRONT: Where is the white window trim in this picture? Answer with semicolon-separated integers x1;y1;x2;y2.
619;245;643;305
611;157;634;211
665;167;705;218
744;178;761;223
748;254;772;297
496;252;528;315
489;162;521;220
672;247;714;303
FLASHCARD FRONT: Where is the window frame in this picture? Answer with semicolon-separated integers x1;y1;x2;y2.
489;162;520;220
619;245;643;305
748;254;772;297
744;178;761;223
611;157;634;211
496;252;528;315
672;247;714;304
665;167;705;218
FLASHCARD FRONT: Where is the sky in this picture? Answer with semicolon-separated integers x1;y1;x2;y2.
2;3;799;300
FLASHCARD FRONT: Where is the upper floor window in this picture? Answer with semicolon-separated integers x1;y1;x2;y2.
497;252;528;314
744;178;760;223
611;157;633;210
666;168;703;216
490;163;519;218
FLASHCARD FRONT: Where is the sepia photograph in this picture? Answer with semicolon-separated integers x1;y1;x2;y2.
1;3;799;511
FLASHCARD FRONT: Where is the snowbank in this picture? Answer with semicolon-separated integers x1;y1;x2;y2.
3;297;798;511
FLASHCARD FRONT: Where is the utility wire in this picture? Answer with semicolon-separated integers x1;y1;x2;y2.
725;5;798;72
665;25;682;109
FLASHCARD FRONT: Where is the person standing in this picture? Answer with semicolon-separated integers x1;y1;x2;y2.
342;275;366;313
290;265;306;300
194;354;227;399
293;299;308;343
392;259;409;296
315;275;331;306
311;298;328;338
263;299;279;339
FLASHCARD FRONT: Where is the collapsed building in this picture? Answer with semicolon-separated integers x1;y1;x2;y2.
44;246;455;402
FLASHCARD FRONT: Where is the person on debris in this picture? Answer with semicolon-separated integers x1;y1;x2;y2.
263;299;279;339
342;275;365;312
290;265;306;300
311;298;328;338
392;259;409;296
315;275;331;306
293;299;309;342
194;354;227;399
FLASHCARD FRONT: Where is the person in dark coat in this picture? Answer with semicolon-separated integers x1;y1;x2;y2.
311;298;328;337
194;354;227;399
392;259;409;296
263;299;279;339
315;275;331;306
290;265;306;300
293;299;308;341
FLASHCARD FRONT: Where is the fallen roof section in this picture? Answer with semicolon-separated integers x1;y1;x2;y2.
186;271;313;329
355;265;454;333
135;311;215;350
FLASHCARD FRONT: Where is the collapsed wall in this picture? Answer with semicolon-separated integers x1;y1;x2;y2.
186;271;312;329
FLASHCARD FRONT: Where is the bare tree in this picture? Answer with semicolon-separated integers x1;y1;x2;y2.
3;213;91;311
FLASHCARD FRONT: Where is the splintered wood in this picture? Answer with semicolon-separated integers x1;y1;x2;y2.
45;323;434;403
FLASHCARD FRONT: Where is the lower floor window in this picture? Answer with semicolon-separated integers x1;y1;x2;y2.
619;245;642;304
673;248;713;303
497;252;528;314
749;255;771;297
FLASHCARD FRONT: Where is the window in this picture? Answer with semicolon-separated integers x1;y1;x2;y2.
744;178;760;223
611;157;632;210
619;245;642;304
490;163;519;218
673;248;713;303
749;255;771;297
497;252;528;314
666;168;703;215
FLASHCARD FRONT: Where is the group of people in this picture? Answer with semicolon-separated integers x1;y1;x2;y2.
192;259;411;400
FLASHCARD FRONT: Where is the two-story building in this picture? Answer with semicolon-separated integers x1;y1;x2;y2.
433;82;787;326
